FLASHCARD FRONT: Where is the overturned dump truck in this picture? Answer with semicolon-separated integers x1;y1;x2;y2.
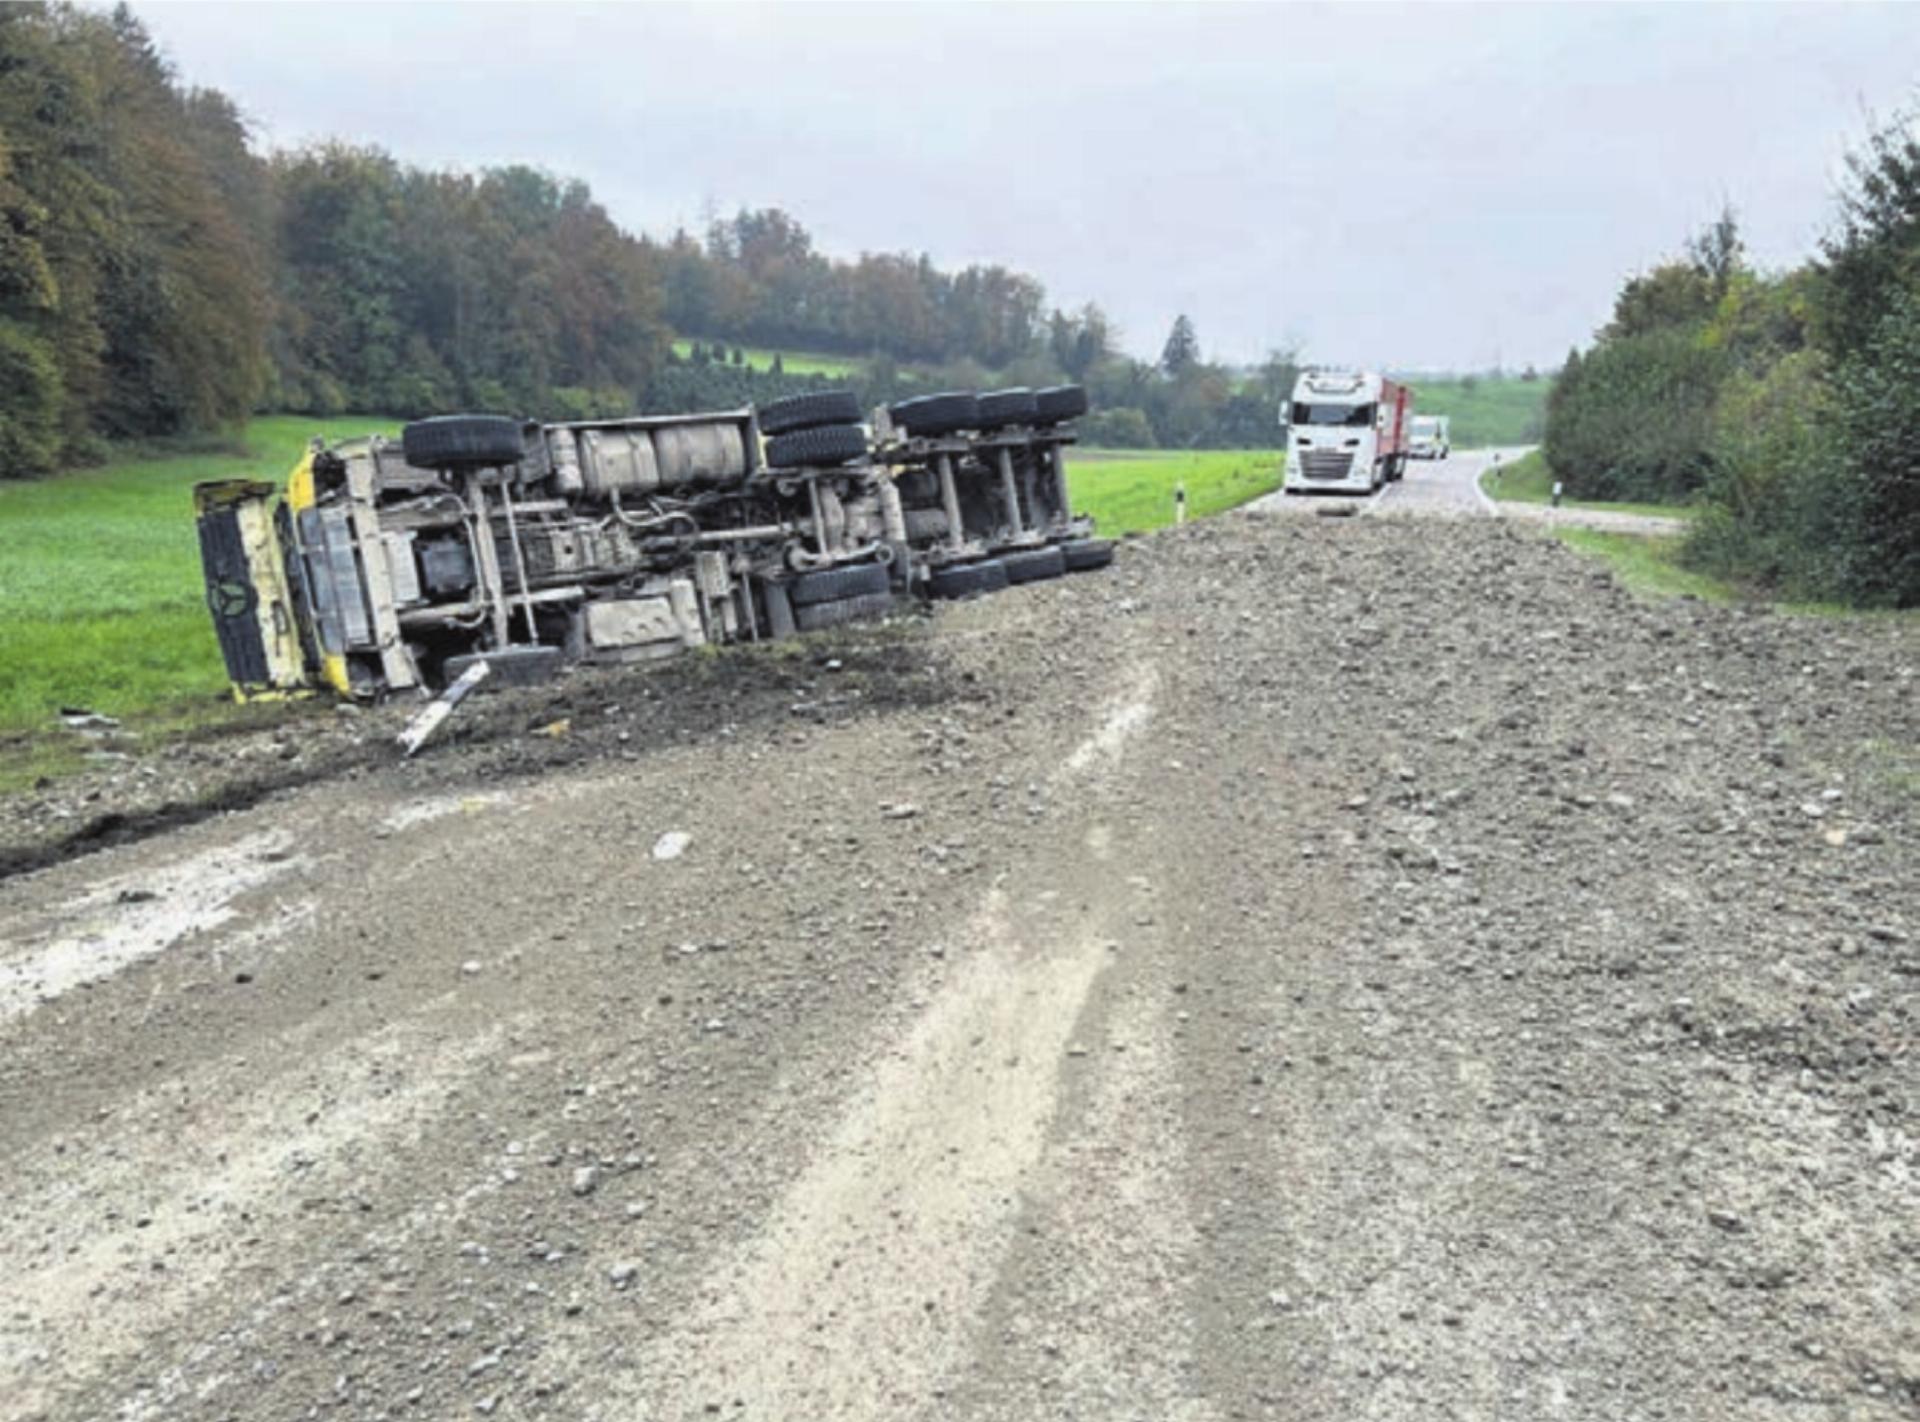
193;386;1111;701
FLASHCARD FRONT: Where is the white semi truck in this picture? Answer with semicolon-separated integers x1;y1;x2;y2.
1282;369;1412;495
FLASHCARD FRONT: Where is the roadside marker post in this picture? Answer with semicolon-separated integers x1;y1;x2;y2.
1175;483;1187;526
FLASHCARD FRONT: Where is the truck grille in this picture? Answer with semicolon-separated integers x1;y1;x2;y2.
1300;450;1355;482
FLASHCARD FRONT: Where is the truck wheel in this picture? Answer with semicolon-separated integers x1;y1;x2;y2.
889;392;978;438
1060;538;1115;572
795;591;896;631
757;389;862;435
901;507;950;542
1033;385;1089;424
789;561;891;607
762;580;797;640
765;422;868;469
402;414;525;469
977;388;1038;430
1002;545;1066;583
928;559;1009;599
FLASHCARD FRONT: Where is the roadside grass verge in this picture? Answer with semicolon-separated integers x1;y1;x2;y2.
1551;526;1920;623
1068;449;1282;537
1483;449;1696;521
0;414;395;792
1551;529;1733;603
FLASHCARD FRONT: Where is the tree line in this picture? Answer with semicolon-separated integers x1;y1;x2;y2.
1543;107;1919;607
0;3;1308;479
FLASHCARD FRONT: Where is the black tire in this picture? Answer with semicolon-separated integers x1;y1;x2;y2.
794;591;896;631
889;391;978;438
977;388;1038;429
928;559;1009;600
901;507;950;542
757;389;863;435
788;561;891;607
762;579;797;640
1033;385;1089;424
402;414;524;469
1002;545;1066;583
1060;538;1115;572
765;422;868;469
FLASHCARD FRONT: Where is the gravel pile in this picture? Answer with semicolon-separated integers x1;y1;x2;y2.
0;511;1913;1420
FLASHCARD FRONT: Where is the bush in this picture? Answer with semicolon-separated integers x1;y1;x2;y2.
1822;289;1920;605
1682;349;1833;587
464;378;515;416
1684;295;1920;607
1079;406;1156;448
1543;328;1723;503
0;319;63;477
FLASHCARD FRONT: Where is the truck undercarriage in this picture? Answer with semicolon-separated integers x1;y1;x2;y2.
193;387;1110;701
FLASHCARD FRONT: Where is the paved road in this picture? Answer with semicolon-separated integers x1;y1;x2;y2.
1377;446;1514;516
1254;447;1689;535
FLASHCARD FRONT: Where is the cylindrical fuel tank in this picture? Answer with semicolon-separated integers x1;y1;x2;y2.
578;428;661;498
653;422;747;487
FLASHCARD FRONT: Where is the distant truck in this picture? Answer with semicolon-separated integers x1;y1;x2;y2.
1409;414;1451;460
1282;370;1412;495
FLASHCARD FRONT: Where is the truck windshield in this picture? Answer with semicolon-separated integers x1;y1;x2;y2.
1411;417;1439;436
1291;402;1375;428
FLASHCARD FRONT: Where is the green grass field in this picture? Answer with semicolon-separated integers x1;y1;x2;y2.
1481;449;1695;521
0;415;395;790
1408;376;1548;447
1069;449;1281;536
670;338;854;378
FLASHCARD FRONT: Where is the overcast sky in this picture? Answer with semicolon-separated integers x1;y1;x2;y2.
133;2;1919;372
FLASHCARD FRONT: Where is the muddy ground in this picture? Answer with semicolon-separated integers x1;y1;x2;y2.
1;510;1915;1421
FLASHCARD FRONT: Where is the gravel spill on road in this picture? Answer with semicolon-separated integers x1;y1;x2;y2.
0;511;1914;1420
